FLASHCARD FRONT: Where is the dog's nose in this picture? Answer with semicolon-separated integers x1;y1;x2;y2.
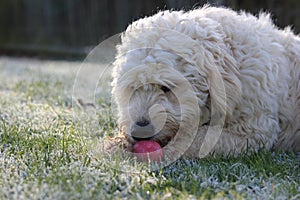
136;119;150;127
131;120;155;140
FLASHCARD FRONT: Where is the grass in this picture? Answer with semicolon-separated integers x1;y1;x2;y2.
0;57;299;200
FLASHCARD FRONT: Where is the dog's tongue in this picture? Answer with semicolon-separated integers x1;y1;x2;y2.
133;141;162;162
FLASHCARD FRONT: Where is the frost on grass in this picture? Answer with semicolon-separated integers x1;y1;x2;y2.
0;57;299;200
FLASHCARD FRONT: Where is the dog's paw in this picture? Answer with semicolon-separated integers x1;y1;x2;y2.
104;136;133;154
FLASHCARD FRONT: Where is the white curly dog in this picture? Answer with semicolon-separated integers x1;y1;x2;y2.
110;6;300;159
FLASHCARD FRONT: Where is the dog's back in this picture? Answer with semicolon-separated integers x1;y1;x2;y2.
194;7;300;151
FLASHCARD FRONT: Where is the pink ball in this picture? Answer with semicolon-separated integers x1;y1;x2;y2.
133;140;163;162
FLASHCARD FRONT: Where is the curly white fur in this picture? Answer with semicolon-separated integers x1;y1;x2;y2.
111;6;300;158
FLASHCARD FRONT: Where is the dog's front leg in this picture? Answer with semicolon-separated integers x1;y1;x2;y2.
184;125;272;158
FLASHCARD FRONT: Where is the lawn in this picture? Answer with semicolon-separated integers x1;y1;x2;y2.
0;56;299;200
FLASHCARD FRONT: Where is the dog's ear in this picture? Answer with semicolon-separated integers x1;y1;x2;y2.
202;37;242;121
172;17;242;121
189;18;242;120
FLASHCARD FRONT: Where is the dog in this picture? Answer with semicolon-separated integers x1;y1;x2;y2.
109;6;300;160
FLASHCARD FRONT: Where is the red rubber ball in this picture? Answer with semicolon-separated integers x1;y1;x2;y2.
133;140;162;162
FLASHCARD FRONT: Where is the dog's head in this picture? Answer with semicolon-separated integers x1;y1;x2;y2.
112;49;208;148
112;10;242;152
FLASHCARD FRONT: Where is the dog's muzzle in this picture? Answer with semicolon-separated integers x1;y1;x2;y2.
130;120;156;140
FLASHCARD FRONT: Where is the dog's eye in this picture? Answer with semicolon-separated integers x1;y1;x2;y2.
161;86;171;93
